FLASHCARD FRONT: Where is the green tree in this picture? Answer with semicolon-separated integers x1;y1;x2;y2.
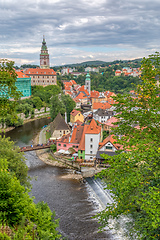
96;53;160;239
32;96;43;110
0;135;30;188
0;59;22;125
61;94;76;122
50;94;66;120
0;158;61;239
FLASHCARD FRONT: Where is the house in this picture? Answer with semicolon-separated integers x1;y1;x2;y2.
50;112;71;140
70;109;84;124
85;119;101;161
96;135;121;162
56;123;85;153
93;109;113;123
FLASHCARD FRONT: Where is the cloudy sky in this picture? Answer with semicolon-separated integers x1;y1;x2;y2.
1;0;160;66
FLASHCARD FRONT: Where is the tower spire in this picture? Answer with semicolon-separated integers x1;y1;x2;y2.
40;36;50;69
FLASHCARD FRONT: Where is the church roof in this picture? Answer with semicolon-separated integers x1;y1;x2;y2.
50;112;70;134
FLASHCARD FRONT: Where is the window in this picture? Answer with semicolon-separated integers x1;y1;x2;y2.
90;145;92;148
81;150;83;153
58;144;61;146
90;151;92;154
90;138;93;142
64;144;66;147
106;146;112;150
90;157;92;159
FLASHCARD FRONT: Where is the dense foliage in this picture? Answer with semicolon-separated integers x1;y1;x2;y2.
0;157;61;239
0;59;22;126
96;53;160;239
75;71;140;93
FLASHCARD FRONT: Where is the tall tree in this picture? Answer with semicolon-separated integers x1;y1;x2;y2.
61;94;76;122
97;52;160;240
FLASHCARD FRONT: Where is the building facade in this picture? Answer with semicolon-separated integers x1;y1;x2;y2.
25;68;57;87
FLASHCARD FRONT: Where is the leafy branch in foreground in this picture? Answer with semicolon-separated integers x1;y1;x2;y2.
96;52;160;240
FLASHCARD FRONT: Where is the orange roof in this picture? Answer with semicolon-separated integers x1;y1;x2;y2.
75;92;88;99
25;68;56;75
65;86;72;90
93;102;111;110
78;85;89;96
90;90;100;98
70;109;81;117
85;119;101;134
99;135;122;150
15;71;29;78
78;125;89;150
64;81;72;86
70;125;84;144
57;133;70;143
70;80;77;85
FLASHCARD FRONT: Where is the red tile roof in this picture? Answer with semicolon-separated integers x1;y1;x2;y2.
70;125;84;144
25;68;56;75
70;109;81;117
90;90;100;98
57;133;70;143
15;71;29;78
78;125;89;150
75;92;88;99
70;80;77;85
78;85;89;96
85;119;101;134
93;102;111;110
99;135;122;150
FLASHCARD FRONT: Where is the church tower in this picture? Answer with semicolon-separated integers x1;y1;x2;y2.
85;70;91;94
40;36;50;69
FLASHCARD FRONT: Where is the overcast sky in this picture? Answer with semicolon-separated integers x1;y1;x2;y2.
1;0;160;66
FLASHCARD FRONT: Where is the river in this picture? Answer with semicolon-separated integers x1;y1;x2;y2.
5;118;124;240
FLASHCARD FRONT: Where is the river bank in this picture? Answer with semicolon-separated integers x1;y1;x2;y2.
0;115;50;133
33;129;84;181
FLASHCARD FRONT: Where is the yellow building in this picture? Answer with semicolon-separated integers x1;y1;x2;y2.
70;110;84;124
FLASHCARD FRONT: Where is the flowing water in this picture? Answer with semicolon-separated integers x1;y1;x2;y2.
5;118;126;240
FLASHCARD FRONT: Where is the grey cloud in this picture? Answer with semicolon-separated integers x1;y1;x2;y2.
0;0;160;65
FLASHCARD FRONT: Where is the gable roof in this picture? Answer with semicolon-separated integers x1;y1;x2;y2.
99;135;122;150
57;133;70;143
78;124;89;150
85;119;101;134
70;109;81;117
50;112;70;134
78;85;89;96
75;92;88;99
70;125;84;144
15;71;29;78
